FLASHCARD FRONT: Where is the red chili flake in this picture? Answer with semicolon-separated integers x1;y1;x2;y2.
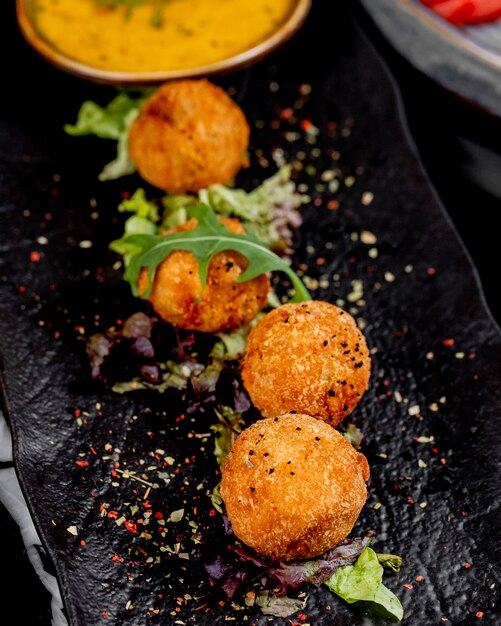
297;615;308;621
476;611;484;619
301;119;314;132
75;460;89;467
431;447;439;454
121;191;131;199
80;539;86;546
209;509;216;517
90;447;97;456
465;562;472;569
18;285;26;293
313;196;322;207
107;511;118;519
101;611;108;617
406;497;415;505
403;584;413;590
124;520;139;534
74;408;81;417
415;576;424;582
315;257;326;266
442;338;455;347
327;200;339;210
112;553;124;563
426;267;437;276
111;470;117;477
280;107;293;120
440;458;447;465
29;251;41;263
154;512;164;519
288;622;302;626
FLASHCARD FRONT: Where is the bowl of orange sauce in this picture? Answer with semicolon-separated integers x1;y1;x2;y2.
16;0;311;84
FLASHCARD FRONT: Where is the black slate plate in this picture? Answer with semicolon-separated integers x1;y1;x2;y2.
1;1;501;625
359;0;501;118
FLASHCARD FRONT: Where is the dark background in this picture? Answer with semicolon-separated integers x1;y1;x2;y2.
1;0;501;623
355;2;501;328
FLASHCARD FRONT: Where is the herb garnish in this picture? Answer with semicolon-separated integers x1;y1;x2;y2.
93;0;169;27
123;203;311;303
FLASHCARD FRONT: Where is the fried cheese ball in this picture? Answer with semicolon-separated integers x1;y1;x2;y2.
241;301;371;427
128;79;250;194
221;413;370;560
138;216;269;333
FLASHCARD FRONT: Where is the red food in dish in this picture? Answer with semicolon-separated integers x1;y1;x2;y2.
420;0;501;24
463;0;501;22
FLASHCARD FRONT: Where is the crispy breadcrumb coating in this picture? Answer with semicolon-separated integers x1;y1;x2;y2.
138;216;269;333
241;301;371;427
128;79;250;194
221;413;370;560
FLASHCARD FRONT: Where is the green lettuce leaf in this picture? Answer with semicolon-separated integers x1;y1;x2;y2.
123;203;311;303
324;547;404;621
64;91;152;181
377;553;403;574
211;405;246;467
109;189;160;262
342;422;364;450
253;591;306;618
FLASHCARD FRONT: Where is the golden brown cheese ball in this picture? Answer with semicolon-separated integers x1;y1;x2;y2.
241;301;371;427
128;79;250;194
138;215;269;333
221;413;370;560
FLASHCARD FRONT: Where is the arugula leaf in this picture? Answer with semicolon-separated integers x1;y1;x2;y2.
199;164;308;255
64;91;152;181
123;203;311;303
324;547;404;621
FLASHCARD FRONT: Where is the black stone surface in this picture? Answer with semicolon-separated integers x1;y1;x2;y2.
1;1;501;625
